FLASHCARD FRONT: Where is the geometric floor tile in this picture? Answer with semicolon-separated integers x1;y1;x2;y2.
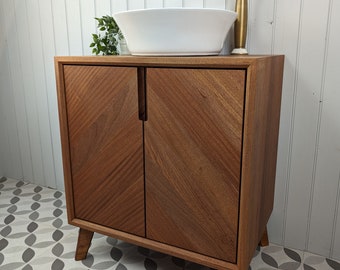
1;176;339;270
302;252;340;270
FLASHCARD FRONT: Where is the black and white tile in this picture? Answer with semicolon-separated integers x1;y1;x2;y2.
1;177;339;270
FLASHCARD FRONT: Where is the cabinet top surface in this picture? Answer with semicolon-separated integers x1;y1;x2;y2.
54;55;284;68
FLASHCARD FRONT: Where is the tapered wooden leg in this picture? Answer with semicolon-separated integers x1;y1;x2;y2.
259;226;269;246
75;228;94;260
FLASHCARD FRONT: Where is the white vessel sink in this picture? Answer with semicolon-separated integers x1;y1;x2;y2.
113;8;237;56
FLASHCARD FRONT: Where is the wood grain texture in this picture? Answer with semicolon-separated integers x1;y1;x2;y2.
2;0;340;261
71;218;238;270
54;55;272;69
75;228;94;260
62;65;145;236
237;55;284;270
259;227;269;247
145;68;245;262
55;56;284;270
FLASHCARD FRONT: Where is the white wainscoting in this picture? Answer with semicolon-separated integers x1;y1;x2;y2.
0;0;339;261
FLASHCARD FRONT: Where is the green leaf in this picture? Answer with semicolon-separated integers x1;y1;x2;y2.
90;15;122;55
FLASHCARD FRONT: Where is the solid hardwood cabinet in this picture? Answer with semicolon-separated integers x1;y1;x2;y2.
55;55;284;270
145;68;244;262
62;65;145;237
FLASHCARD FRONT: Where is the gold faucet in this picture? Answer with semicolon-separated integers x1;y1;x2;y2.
232;0;248;55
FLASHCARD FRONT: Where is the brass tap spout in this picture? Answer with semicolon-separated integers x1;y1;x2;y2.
232;0;248;55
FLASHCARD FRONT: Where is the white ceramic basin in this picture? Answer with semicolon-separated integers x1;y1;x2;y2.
113;8;237;56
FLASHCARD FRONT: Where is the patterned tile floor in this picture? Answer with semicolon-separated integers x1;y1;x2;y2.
1;176;340;270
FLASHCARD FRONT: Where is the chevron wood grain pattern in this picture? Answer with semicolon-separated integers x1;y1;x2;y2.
55;56;284;270
145;68;245;263
63;65;145;236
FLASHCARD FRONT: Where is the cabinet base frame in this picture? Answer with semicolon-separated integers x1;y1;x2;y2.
72;219;269;270
71;218;240;270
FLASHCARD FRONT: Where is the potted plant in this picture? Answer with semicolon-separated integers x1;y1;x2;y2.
90;15;125;55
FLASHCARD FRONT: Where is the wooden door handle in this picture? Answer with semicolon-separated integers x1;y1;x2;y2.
137;67;147;121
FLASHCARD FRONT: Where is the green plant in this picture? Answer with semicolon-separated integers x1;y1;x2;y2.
90;15;123;55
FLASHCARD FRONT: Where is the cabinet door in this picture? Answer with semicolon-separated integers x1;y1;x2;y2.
145;68;245;262
64;65;145;236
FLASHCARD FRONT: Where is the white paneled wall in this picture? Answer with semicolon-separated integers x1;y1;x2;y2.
308;0;340;258
286;0;332;254
0;0;339;261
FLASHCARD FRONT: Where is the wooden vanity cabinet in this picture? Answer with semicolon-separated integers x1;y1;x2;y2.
55;55;284;270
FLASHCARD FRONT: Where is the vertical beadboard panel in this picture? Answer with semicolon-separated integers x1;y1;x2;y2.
2;1;34;182
145;0;162;9
308;0;340;259
0;116;4;177
0;2;22;179
52;0;69;55
204;0;225;9
334;178;340;260
26;0;56;187
80;1;96;56
284;0;331;251
112;1;128;13
0;1;9;177
39;0;64;189
225;0;234;11
15;0;45;185
127;0;145;10
183;0;204;8
0;61;5;176
268;0;302;245
164;0;182;8
247;0;275;54
95;0;111;17
65;0;83;55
